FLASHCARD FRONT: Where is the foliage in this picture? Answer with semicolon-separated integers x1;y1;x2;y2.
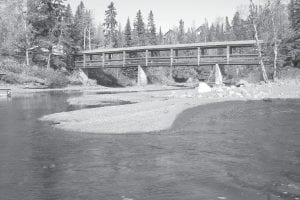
103;2;118;48
0;58;69;87
45;69;69;88
147;11;157;45
124;18;133;47
133;10;146;46
177;20;185;43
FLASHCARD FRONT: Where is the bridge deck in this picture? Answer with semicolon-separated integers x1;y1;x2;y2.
75;40;262;69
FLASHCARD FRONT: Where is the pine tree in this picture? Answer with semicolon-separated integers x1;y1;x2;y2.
133;10;146;46
28;0;66;69
288;0;300;67
65;4;73;25
158;27;164;44
94;22;105;48
117;22;123;47
62;4;77;69
103;2;118;48
224;16;232;40
124;18;132;47
232;12;243;40
177;19;185;43
147;10;157;45
72;1;86;49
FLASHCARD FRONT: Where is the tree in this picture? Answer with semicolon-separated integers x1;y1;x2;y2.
103;2;118;48
94;22;105;48
133;10;146;46
287;0;300;67
0;0;33;65
249;0;269;82
124;18;132;47
232;12;243;40
177;19;185;43
224;16;232;41
147;10;157;45
117;22;123;47
28;0;67;69
158;27;164;44
72;1;85;49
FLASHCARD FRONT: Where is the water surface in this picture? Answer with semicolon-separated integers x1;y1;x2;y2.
0;92;299;200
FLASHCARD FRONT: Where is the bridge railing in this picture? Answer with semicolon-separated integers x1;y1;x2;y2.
75;53;260;68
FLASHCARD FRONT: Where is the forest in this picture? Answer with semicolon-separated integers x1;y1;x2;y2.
0;0;299;87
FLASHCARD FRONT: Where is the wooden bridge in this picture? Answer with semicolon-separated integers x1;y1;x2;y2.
75;40;262;69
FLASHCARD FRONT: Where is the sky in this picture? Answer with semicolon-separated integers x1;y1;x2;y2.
65;0;262;32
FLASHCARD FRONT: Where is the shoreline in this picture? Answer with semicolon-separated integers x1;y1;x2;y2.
40;79;300;134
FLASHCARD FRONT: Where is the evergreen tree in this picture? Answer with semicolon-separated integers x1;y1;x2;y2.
65;4;73;24
224;16;232;40
103;2;118;48
158;27;164;44
62;4;77;69
124;18;132;47
147;11;157;45
94;22;105;48
177;19;185;43
208;24;216;42
215;23;224;41
232;11;243;40
72;1;86;49
288;0;300;67
117;22;123;47
28;0;66;68
133;10;146;46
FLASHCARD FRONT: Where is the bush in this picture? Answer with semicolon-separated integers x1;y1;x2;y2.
1;73;25;84
45;69;69;88
0;59;25;74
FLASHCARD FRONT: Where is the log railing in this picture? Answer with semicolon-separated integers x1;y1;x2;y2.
75;54;260;68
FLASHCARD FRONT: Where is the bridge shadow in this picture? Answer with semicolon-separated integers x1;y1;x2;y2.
82;68;124;88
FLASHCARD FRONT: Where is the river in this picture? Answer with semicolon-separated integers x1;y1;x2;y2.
0;91;299;200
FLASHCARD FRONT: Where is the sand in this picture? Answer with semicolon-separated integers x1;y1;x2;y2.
40;79;300;134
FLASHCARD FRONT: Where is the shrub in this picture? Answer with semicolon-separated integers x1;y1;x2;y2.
45;69;69;88
1;73;25;84
0;59;25;74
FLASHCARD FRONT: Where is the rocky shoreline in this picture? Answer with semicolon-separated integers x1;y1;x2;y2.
40;79;300;134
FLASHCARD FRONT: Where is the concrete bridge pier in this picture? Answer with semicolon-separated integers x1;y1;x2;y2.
137;65;148;86
214;64;223;85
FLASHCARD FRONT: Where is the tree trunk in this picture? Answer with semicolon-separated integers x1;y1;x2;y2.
25;49;29;66
88;27;91;50
24;0;30;66
272;16;278;79
83;27;87;50
253;21;269;82
47;53;51;70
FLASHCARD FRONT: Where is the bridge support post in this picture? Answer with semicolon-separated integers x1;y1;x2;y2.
102;53;105;67
123;51;126;67
215;64;223;85
226;45;231;65
145;50;148;66
137;65;148;86
197;47;201;66
83;54;86;68
170;49;174;78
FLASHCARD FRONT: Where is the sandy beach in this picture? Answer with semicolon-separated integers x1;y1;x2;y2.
40;79;300;134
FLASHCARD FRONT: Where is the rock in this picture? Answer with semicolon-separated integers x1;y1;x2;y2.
197;82;212;94
236;79;249;87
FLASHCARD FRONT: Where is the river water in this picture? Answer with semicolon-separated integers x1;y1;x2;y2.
0;92;299;200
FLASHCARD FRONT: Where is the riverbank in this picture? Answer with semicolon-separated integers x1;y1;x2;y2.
41;78;300;134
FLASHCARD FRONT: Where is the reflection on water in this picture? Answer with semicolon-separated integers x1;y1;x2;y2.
0;93;299;200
